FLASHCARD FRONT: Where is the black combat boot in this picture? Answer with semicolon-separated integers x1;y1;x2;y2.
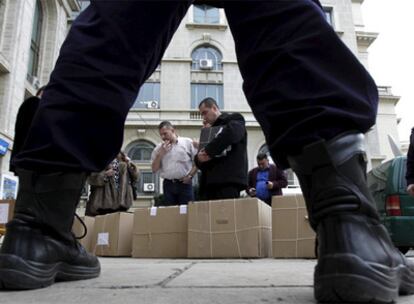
287;132;414;303
0;170;100;290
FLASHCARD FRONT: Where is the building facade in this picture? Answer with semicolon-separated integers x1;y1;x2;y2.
0;0;402;206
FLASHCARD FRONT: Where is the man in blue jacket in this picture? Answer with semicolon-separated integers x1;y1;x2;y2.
1;1;413;303
247;153;287;205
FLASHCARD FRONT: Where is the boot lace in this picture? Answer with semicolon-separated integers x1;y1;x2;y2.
73;213;88;239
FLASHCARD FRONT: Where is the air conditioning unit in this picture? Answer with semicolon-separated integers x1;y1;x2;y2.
199;58;213;70
146;100;159;109
143;183;155;192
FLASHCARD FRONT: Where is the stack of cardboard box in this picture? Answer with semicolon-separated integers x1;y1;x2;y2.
272;194;316;258
65;195;316;260
188;198;272;258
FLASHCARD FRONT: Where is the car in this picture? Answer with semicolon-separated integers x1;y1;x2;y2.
367;155;414;254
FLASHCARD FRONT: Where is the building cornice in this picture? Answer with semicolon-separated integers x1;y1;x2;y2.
186;23;228;31
356;31;378;47
378;86;400;106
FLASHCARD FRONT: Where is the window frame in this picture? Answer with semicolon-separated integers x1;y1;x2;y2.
127;140;155;163
191;46;223;71
27;0;43;78
191;83;224;109
193;4;220;24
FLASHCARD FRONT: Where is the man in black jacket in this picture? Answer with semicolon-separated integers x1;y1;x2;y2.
195;97;247;200
406;127;414;197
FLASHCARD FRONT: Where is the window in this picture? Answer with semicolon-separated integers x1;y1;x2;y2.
127;140;155;163
27;0;43;78
323;7;333;26
132;82;160;109
191;83;223;109
193;4;219;24
191;46;222;71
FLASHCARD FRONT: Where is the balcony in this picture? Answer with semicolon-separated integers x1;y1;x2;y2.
126;109;261;128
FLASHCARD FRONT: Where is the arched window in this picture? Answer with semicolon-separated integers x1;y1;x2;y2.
127;140;155;163
27;0;43;78
191;45;222;71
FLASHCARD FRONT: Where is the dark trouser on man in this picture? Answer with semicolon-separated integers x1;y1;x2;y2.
161;179;194;206
1;1;413;302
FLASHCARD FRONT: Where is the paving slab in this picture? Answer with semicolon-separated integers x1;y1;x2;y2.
168;259;315;287
1;257;414;304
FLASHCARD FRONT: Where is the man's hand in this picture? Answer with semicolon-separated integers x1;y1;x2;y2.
197;149;211;163
266;181;273;189
407;184;414;197
181;175;193;184
159;140;172;157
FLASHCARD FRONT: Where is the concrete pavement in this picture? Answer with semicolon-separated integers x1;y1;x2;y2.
2;257;414;304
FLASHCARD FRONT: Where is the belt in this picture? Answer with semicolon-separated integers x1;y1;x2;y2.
165;178;183;183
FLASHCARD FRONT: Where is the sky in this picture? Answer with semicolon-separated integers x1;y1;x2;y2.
361;0;414;143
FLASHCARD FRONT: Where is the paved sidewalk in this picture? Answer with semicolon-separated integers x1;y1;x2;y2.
2;257;414;304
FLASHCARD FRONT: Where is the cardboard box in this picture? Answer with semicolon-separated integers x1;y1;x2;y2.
0;199;15;232
132;205;188;258
91;212;134;256
72;216;95;253
272;194;316;258
188;198;272;258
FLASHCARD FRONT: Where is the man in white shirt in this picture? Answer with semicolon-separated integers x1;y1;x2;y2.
151;121;198;206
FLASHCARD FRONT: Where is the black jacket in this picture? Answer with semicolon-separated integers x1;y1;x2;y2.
9;96;40;174
195;112;248;188
406;127;414;186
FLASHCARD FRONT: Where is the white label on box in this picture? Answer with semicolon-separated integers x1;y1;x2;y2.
150;207;157;216
97;232;109;245
0;204;9;224
179;205;187;214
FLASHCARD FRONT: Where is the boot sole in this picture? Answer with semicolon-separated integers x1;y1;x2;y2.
315;253;414;303
0;254;100;290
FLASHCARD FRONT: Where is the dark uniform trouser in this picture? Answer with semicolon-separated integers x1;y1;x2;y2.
13;0;378;172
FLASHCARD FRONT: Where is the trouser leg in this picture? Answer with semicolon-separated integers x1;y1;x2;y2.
13;1;193;173
163;180;179;206
224;0;378;168
177;183;194;204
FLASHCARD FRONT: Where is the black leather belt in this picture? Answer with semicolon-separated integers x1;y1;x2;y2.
165;178;183;183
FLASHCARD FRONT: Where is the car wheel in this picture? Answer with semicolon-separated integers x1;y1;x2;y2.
398;246;410;255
